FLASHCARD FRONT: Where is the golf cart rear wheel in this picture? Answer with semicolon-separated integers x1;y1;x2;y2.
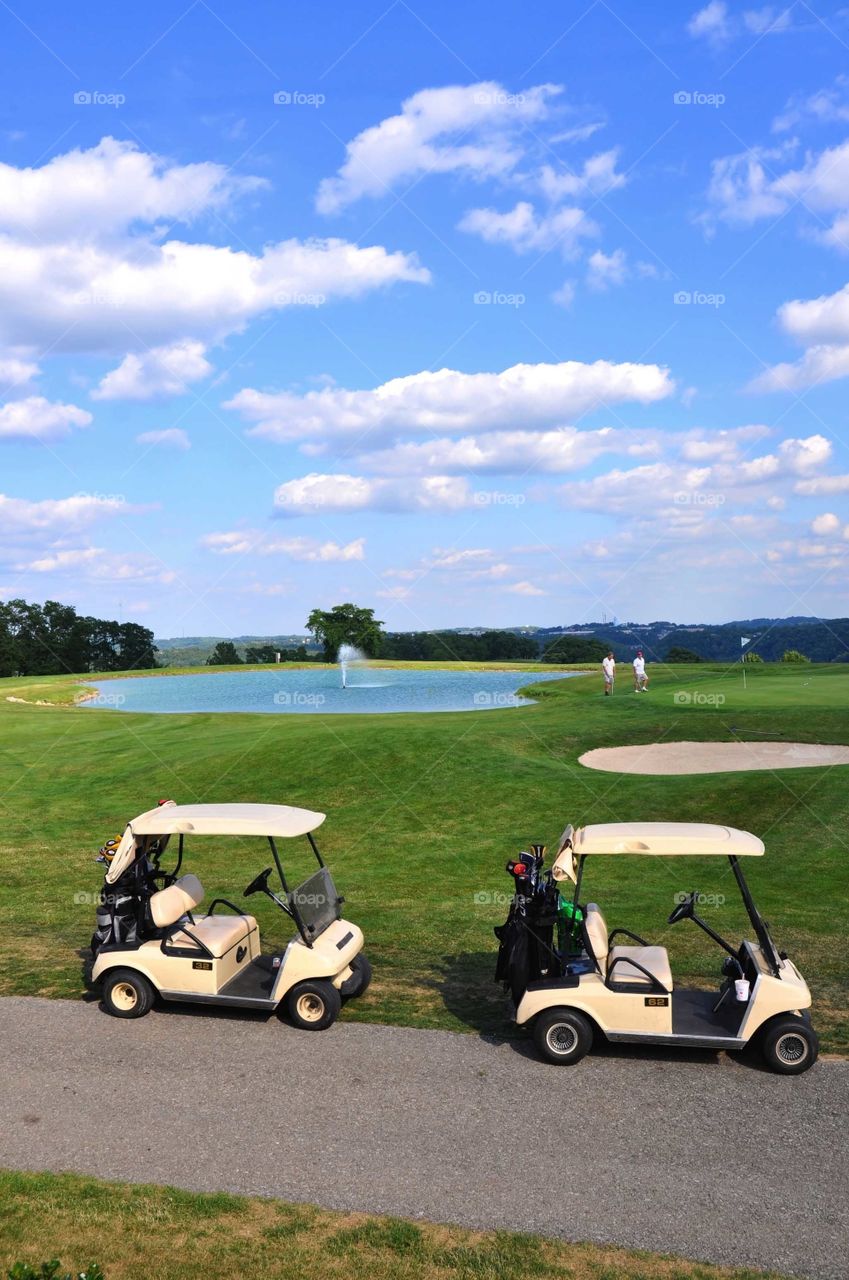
102;968;154;1020
761;1017;818;1075
533;1008;593;1065
286;979;341;1031
341;953;372;999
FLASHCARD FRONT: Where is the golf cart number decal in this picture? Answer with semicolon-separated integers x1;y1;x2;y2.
192;961;213;970
645;996;668;1007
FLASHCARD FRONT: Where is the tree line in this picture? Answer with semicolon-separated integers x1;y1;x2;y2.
0;598;158;677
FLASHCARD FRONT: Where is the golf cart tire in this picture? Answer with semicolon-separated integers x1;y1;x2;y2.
533;1007;594;1065
101;968;155;1020
341;953;372;999
760;1016;818;1075
286;979;342;1031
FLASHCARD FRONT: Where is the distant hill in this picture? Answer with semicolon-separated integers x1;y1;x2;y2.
154;617;849;666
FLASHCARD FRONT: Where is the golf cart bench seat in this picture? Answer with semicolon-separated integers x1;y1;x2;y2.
584;904;673;991
150;874;257;957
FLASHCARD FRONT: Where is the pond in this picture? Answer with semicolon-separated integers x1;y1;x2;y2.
81;667;580;715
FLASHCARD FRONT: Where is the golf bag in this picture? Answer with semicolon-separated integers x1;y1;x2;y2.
90;851;158;956
494;844;565;1000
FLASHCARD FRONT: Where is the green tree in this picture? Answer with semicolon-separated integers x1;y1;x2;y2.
743;651;764;663
306;604;384;662
540;635;610;663
245;644;278;663
207;641;242;665
781;649;811;663
665;646;703;663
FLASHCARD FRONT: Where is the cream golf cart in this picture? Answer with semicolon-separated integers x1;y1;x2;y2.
90;802;370;1029
494;822;818;1073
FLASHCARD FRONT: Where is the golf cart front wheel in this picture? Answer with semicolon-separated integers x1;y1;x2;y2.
761;1017;818;1074
340;953;372;1000
286;979;341;1031
533;1008;594;1065
101;968;154;1020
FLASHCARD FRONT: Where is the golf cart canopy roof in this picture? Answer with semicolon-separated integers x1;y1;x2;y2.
552;822;763;881
128;803;327;839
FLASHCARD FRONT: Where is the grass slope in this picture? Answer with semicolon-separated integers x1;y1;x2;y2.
0;1170;791;1280
0;662;846;1051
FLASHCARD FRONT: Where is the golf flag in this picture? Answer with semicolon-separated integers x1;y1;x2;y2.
741;636;751;648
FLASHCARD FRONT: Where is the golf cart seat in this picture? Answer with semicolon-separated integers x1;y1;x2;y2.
584;904;673;992
150;875;257;957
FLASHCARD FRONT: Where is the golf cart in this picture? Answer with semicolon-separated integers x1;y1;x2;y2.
494;822;817;1074
90;801;370;1029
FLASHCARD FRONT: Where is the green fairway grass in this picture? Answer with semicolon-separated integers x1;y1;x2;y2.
0;661;846;1052
0;1170;792;1280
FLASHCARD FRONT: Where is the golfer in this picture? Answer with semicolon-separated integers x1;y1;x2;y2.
633;650;648;693
602;651;615;695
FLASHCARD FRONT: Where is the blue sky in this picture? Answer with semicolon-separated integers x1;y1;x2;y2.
2;0;849;637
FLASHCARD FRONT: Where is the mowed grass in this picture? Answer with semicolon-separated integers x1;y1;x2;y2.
0;1170;792;1280
0;661;847;1052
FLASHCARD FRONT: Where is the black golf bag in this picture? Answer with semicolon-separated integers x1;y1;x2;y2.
494;844;565;1002
90;848;160;956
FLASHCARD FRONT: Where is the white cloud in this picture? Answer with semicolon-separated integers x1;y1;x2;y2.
688;1;732;43
811;512;840;534
95;341;212;401
226;358;674;446
18;546;103;572
273;473;475;516
202;530;365;561
16;546;176;583
358;426;622;475
795;473;849;495
316;81;561;214
537;149;627;201
551;280;576;308
773;77;849;132
136;428;191;450
506;580;546;595
0;395;92;441
748;281;849;391
0;353;39;389
0;493;127;535
0;138;430;357
458;201;596;256
586;247;628;290
704;138;849;248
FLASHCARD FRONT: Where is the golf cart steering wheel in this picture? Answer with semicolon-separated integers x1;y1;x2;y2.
668;891;699;925
244;867;273;898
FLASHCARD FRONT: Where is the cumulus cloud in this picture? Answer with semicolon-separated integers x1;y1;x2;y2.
688;2;796;44
225;358;674;446
458;201;596;256
357;426;623;475
586;247;628;290
94;341;212;401
748;281;849;391
0;353;39;389
0;492;127;534
0;396;91;441
15;545;176;582
811;512;841;534
201;530;365;561
773;77;849;132
687;1;732;43
316;82;560;214
0;138;430;359
136;428;191;450
273;473;474;516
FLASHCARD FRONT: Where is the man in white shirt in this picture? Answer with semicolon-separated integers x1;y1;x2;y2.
633;650;648;692
602;651;615;696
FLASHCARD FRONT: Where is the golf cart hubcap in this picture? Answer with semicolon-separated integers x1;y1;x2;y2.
547;1023;578;1054
776;1032;807;1063
296;992;325;1022
113;982;138;1011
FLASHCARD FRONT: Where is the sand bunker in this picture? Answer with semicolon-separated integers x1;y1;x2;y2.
579;741;849;775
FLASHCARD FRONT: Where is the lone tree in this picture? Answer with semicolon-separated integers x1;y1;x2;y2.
781;649;811;663
306;604;384;662
207;641;242;665
665;646;703;663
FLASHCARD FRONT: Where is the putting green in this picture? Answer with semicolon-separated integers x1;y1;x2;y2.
0;660;847;1053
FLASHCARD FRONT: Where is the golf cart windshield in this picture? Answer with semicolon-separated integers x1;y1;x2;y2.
288;866;341;941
